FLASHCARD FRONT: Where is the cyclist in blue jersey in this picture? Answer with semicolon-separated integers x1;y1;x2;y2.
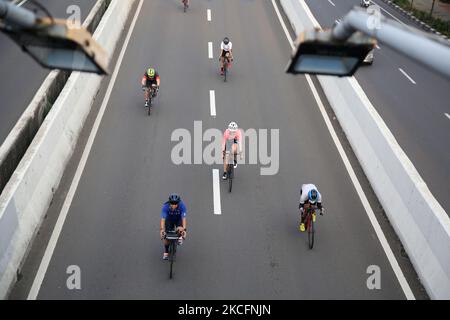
160;194;187;260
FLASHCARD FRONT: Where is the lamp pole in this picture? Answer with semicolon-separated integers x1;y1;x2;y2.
0;0;36;28
332;8;450;79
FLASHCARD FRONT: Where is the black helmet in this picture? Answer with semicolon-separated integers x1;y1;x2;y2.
168;194;181;205
223;37;230;45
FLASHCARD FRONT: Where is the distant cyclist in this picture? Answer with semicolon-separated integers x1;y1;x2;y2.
160;194;187;260
299;184;324;232
219;37;233;75
222;122;242;180
141;67;160;107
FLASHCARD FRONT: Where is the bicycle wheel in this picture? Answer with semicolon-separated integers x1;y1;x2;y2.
224;62;228;82
169;241;175;279
307;215;315;250
147;93;152;116
227;164;233;193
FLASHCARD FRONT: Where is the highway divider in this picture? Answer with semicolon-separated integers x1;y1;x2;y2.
0;0;136;299
280;0;450;299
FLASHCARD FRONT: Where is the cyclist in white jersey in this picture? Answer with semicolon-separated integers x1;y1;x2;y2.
220;37;233;75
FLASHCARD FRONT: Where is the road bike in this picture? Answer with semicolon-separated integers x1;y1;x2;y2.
224;148;241;193
222;53;232;82
224;150;235;192
143;84;158;116
164;228;182;279
302;206;318;249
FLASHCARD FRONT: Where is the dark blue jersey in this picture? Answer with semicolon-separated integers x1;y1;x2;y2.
161;201;187;224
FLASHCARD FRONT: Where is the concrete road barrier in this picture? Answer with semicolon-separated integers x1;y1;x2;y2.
0;0;111;195
280;0;450;299
0;0;136;299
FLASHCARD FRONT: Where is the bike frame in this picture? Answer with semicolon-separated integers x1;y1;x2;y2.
165;229;180;279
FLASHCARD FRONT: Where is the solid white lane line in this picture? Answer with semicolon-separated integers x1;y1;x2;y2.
272;0;415;300
27;0;145;300
399;68;417;84
328;0;335;7
212;170;222;215
376;44;381;49
445;113;450;120
207;9;211;22
372;0;407;26
271;0;294;49
210;90;216;117
208;42;213;59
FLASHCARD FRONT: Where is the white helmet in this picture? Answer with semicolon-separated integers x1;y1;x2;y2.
228;122;238;132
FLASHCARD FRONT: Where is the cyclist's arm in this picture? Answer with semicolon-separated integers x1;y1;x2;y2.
317;192;323;208
222;130;230;152
141;75;147;87
299;192;308;207
160;206;168;229
236;129;243;154
156;74;161;87
220;43;225;58
180;202;187;233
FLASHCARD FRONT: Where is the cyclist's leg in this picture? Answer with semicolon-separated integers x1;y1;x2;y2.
223;150;228;179
144;86;150;102
231;143;238;166
175;219;184;245
220;54;225;73
163;221;174;259
301;204;309;224
223;140;233;178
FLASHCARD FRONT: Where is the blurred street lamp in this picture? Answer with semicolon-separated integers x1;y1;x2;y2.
286;6;450;79
286;28;375;77
0;0;109;75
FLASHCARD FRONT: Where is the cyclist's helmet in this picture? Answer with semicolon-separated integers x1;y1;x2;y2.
147;68;156;78
228;122;238;132
223;37;230;45
308;189;318;204
168;194;181;205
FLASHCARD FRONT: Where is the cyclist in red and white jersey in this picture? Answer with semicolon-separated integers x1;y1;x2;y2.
221;122;242;180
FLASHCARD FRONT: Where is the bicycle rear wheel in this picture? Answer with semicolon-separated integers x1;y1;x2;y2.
224;62;228;82
307;216;315;249
227;164;233;193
